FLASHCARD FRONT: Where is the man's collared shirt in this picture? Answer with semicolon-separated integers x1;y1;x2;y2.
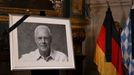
19;49;68;62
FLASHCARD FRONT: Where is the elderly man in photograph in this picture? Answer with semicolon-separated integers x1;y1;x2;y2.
19;25;68;62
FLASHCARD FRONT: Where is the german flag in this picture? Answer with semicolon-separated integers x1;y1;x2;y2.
94;7;122;75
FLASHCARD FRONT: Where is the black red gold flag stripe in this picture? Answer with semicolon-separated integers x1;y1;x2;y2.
94;7;122;75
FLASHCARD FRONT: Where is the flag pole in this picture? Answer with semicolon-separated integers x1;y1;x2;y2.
106;0;110;8
132;0;134;9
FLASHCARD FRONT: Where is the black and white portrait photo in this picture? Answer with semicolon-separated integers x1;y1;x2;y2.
18;23;68;62
9;14;75;70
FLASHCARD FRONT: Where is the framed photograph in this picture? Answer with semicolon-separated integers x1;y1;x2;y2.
9;14;75;70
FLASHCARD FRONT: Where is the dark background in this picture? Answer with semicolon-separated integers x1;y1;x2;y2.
0;0;54;10
17;22;68;58
0;22;9;51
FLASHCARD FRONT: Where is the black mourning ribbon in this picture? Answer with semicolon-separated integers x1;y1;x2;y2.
6;15;30;35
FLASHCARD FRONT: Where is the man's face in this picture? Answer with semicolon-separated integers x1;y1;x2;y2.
35;28;51;52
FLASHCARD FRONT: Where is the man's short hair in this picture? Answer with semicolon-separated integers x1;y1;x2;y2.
34;25;52;37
